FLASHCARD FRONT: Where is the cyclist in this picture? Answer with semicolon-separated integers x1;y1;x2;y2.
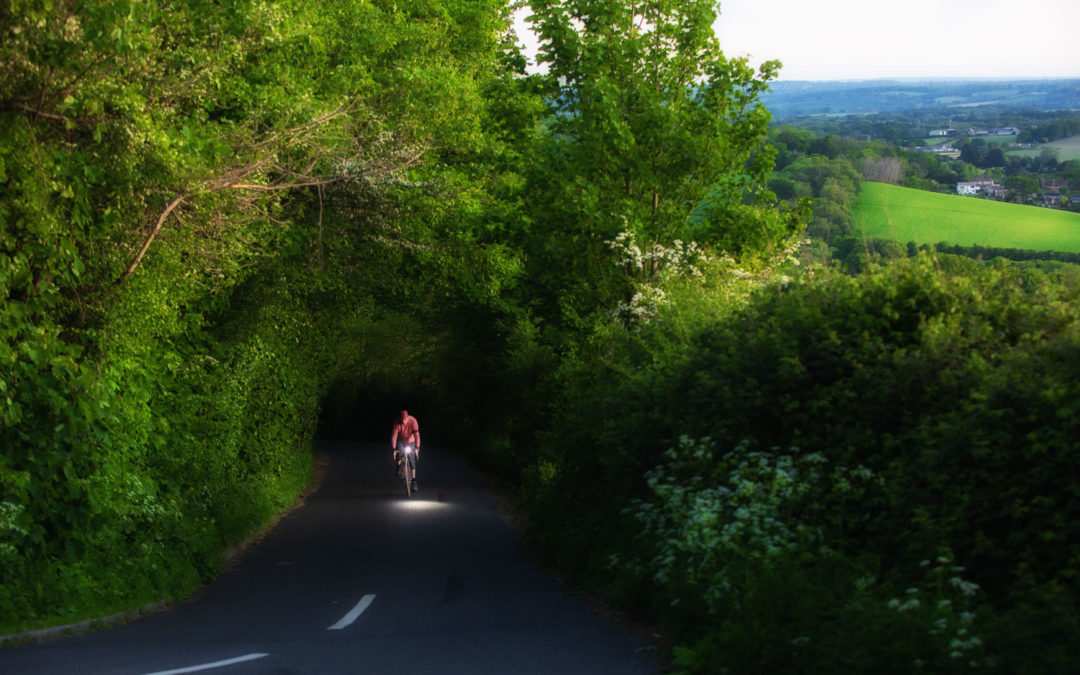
391;409;421;491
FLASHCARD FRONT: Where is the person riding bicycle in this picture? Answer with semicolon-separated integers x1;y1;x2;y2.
391;409;421;491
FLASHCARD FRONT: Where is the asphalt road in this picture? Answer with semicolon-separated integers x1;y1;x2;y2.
0;441;660;674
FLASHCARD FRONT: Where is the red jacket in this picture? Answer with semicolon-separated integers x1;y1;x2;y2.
391;413;420;448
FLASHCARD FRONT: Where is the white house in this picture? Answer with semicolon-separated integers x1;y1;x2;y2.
957;177;997;196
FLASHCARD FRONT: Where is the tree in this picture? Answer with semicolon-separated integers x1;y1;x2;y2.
780;156;861;198
959;138;988;167
768;176;804;201
522;0;801;323
1032;148;1060;172
809;134;844;159
1059;159;1080;186
861;157;904;184
1004;175;1039;204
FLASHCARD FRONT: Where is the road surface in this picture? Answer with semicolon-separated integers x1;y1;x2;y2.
0;441;660;674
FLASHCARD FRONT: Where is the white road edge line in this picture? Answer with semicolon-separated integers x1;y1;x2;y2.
141;653;269;675
328;594;376;630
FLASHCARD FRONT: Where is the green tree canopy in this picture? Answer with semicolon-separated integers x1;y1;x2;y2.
522;0;798;324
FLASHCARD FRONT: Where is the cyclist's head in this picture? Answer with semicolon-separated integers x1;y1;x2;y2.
399;409;408;420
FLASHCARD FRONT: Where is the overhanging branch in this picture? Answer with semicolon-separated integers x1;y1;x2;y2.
117;177;342;284
120;195;187;283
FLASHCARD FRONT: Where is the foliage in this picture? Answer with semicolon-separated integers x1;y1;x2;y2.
773;155;861;244
0;0;511;634
522;255;1080;673
5;3;1078;675
520;0;799;328
915;243;1080;266
635;437;989;674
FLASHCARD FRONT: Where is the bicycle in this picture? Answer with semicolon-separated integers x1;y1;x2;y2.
397;444;417;497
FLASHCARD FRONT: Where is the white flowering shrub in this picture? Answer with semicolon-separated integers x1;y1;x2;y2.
606;230;707;322
607;230;707;282
605;230;808;324
630;437;873;611
882;555;987;667
626;436;991;674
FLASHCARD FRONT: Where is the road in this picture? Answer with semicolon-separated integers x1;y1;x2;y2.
0;441;660;674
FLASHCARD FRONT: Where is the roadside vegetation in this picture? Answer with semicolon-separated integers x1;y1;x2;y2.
2;1;1078;672
0;0;512;634
523;255;1080;675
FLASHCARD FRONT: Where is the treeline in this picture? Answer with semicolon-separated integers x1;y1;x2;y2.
920;243;1080;266
825;238;1080;276
767;127;908;249
782;107;1080;146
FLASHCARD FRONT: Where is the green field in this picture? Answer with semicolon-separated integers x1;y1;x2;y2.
920;135;1019;148
1008;135;1080;161
854;182;1080;253
980;134;1023;147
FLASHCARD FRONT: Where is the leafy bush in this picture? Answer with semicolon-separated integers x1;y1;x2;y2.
524;255;1080;672
631;437;989;674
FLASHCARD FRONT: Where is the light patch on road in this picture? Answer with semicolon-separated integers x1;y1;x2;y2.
327;594;376;630
140;653;269;675
395;500;450;512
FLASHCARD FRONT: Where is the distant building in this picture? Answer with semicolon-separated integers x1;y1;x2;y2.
993;127;1020;135
957;177;999;196
1042;178;1069;191
929;129;954;137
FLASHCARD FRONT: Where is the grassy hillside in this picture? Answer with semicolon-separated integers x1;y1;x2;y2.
1008;135;1080;161
854;182;1080;253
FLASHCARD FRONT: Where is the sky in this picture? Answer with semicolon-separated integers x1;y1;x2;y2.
513;0;1080;81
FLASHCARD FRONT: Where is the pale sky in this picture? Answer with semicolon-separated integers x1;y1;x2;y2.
513;0;1080;81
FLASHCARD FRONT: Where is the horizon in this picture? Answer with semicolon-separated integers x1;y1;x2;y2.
768;75;1080;83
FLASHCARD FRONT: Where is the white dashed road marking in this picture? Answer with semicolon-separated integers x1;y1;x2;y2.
327;594;377;630
141;653;269;675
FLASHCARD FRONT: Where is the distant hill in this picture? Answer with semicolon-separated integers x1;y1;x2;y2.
763;79;1080;119
854;182;1080;253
